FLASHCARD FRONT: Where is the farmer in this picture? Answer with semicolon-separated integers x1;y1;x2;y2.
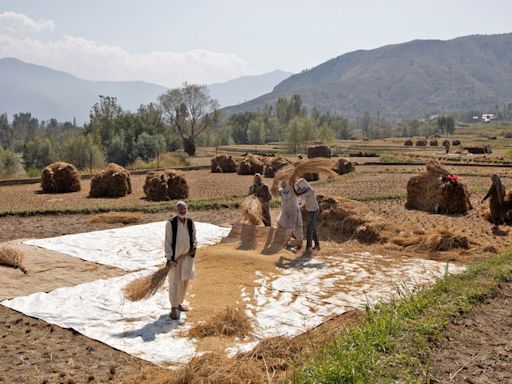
165;201;197;320
277;179;303;249
249;173;272;226
482;174;507;229
294;178;320;254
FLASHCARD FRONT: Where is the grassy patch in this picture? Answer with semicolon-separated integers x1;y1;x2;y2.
292;252;512;383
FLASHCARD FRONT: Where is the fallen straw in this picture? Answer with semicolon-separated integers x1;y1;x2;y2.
123;262;173;301
0;246;28;274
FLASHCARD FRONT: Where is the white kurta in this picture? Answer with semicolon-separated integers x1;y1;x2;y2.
277;187;303;241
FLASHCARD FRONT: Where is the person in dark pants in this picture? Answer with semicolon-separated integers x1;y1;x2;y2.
294;178;320;254
249;173;272;226
482;174;507;230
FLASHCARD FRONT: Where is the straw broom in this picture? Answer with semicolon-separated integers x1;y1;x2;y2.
0;246;27;274
240;195;263;225
271;158;338;195
123;262;174;301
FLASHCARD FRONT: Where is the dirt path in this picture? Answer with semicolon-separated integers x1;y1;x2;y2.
428;283;512;383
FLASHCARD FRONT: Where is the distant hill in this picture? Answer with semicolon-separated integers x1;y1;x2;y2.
0;57;167;123
224;33;512;119
208;70;292;107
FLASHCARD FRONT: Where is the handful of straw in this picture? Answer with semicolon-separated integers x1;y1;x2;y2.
241;195;263;225
123;262;173;301
271;158;338;196
0;246;27;274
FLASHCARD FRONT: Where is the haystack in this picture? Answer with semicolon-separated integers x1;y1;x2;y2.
442;140;450;147
262;156;291;178
237;155;264;175
307;145;331;158
405;160;472;214
452;140;461;146
332;158;355;175
504;132;512;139
309;195;401;244
211;154;237;173
430;139;438;146
41;162;81;193
143;170;189;201
404;139;413;146
89;163;131;197
415;139;427;146
0;246;27;273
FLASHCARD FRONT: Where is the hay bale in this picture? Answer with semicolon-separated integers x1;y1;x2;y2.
430;139;438;146
307;145;331;158
237;154;264;175
262;156;291;178
86;212;143;225
442;140;450;147
211;154;237;173
143;170;189;201
404;139;413;146
188;306;252;338
241;195;263;225
415;139;427;146
333;158;355;175
452;140;461;146
465;146;492;154
488;136;497;140
41;162;81;193
89;163;131;197
0;246;27;273
405;160;472;214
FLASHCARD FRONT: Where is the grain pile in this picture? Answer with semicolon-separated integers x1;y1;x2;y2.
211;154;237;173
89;163;131;197
143;170;189;201
405;160;472;214
41;162;81;193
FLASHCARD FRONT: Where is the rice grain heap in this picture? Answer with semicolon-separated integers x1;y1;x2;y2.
40;162;81;193
89;163;132;197
332;158;355;175
143;170;189;201
405;160;472;214
262;156;291;178
237;154;264;175
211;154;237;173
0;246;27;274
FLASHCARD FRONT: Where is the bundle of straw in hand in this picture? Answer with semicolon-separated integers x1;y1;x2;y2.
0;246;27;274
123;262;173;301
240;195;263;225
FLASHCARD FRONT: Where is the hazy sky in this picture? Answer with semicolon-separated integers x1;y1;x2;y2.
1;0;511;86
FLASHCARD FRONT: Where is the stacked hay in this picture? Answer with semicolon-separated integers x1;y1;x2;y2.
0;246;27;273
430;139;438;146
332;158;355;175
442;140;450;147
89;163;131;198
307;145;331;158
465;146;492;154
405;160;472;214
262;156;291;178
143;170;189;201
452;140;461;146
404;139;413;146
237;154;264;175
211;154;237;173
41;162;81;193
415;139;427;146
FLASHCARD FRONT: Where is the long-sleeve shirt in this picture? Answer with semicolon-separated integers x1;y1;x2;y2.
249;183;272;203
302;189;319;212
164;218;197;261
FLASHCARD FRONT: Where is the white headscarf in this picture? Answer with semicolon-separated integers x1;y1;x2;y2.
294;178;311;195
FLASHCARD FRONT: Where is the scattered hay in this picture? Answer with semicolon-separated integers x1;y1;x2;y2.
188;306;252;338
415;139;427;146
391;226;469;252
307;145;331;158
237;154;264;175
143;170;189;201
89;163;131;197
41;162;81;193
241;195;263;225
211;154;237;173
262;156;290;178
271;159;338;195
430;139;438;146
405;160;472;214
404;139;413;146
332;158;355;175
122;263;172;301
85;212;143;225
0;246;27;273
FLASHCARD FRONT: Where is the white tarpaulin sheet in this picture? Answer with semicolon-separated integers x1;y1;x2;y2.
23;221;230;271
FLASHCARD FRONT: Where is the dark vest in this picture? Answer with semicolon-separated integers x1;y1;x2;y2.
170;216;194;261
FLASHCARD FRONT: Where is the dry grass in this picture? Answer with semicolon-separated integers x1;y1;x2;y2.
390;226;470;252
271;159;338;195
85;212;143;225
0;246;27;273
188;306;253;338
123;263;172;301
240;195;263;225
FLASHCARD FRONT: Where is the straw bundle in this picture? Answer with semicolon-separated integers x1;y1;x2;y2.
123;263;172;301
271;158;338;196
307;145;331;158
0;246;27;273
41;162;81;193
237;155;264;175
143;170;189;201
211;154;237;173
452;140;461;146
332;158;355;175
262;156;290;178
415;139;427;146
391;226;469;252
241;195;263;225
404;139;413;146
89;163;131;197
188;306;252;338
430;139;438;146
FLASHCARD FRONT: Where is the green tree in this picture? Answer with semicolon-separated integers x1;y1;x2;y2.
86;96;123;146
318;124;335;143
248;119;265;145
159;83;219;156
0;114;13;149
0;145;19;178
286;117;302;154
360;112;371;138
62;135;105;172
136;132;166;165
22;137;58;169
437;115;455;135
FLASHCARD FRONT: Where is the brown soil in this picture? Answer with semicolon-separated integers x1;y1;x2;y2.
427;283;512;383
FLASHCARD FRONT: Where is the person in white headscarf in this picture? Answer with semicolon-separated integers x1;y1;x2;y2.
294;178;320;254
277;179;303;249
164;201;197;320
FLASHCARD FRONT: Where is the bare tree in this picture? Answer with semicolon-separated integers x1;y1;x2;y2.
159;83;219;156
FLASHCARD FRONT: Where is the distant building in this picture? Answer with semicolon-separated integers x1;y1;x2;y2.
472;115;479;120
482;113;495;123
